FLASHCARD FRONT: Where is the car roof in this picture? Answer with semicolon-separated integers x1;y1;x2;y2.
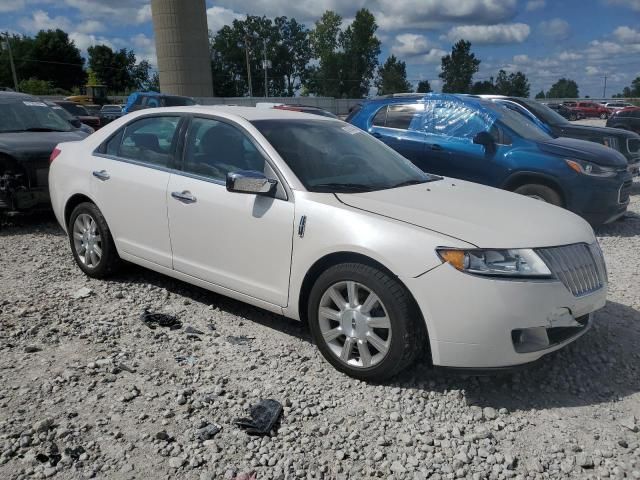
360;93;500;111
132;105;341;122
0;91;38;102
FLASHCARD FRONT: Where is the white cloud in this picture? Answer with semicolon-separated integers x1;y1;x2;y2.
207;6;245;34
613;26;640;43
77;20;105;34
69;32;114;52
526;0;545;11
19;9;71;32
538;18;570;40
558;51;583;61
446;23;530;44
390;33;433;57
607;0;640;10
129;33;156;65
585;66;601;76
136;4;152;24
62;0;150;25
513;54;529;63
417;48;448;64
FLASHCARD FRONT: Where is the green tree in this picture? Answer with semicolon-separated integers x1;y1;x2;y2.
375;55;411;95
273;16;312;96
494;70;530;97
340;9;381;98
416;80;432;93
535;90;545;99
0;34;34;90
29;30;84;91
307;10;343;97
471;79;495;94
148;71;160;92
547;78;579;98
87;45;148;94
18;77;52;95
439;40;480;94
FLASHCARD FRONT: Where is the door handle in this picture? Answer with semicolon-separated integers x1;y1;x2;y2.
171;191;197;203
430;144;443;151
92;170;110;181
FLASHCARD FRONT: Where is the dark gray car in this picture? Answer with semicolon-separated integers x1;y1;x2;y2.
0;92;87;212
480;96;640;174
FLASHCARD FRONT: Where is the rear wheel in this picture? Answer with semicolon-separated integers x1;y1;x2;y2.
307;262;424;381
600;112;608;119
569;113;577;121
513;184;563;206
68;202;120;278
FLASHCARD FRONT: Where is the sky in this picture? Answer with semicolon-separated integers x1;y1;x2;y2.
1;0;639;98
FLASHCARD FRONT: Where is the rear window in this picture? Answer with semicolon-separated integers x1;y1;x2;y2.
163;96;196;107
59;102;89;117
629;138;640;155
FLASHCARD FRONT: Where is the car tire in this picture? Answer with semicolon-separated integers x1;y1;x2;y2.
600;112;608;119
513;184;563;206
569;113;577;121
307;262;425;381
68;202;121;278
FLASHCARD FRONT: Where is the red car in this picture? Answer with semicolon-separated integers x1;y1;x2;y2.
54;101;102;130
563;101;609;119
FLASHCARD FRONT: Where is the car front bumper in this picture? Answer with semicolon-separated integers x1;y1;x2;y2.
403;261;607;369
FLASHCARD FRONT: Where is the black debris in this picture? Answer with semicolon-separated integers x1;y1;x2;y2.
196;423;221;441
64;446;85;460
140;309;182;330
235;399;283;436
24;345;41;353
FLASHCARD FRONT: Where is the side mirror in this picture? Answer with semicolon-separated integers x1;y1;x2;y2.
226;170;277;196
473;131;496;153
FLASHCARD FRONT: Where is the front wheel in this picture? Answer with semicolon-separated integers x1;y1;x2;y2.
569;113;577;121
513;184;563;206
307;263;424;381
600;112;608;119
68;202;121;278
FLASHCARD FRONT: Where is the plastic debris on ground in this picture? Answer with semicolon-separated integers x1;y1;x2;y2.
235;399;283;436
226;335;255;345
140;308;182;330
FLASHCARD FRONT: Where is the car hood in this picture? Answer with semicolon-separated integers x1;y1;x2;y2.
0;130;87;155
554;123;639;140
336;179;595;249
536;136;627;167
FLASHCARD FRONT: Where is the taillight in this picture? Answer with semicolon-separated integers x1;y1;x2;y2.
50;147;61;164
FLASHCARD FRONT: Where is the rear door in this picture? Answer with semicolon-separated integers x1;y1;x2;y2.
91;114;183;267
367;104;427;167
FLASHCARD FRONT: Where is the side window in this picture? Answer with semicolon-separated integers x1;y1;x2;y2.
118;116;180;167
372;106;387;127
183;117;265;182
105;129;124;156
385;104;424;130
426;102;489;139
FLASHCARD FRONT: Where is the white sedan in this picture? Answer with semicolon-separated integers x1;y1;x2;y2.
49;106;608;380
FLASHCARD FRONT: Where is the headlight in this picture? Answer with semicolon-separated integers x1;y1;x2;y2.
565;159;617;177
437;248;552;278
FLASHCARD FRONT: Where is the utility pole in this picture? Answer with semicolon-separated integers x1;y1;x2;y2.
242;36;253;98
2;32;19;92
603;75;607;99
263;38;268;98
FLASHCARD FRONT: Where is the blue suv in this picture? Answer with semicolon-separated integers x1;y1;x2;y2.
348;94;632;226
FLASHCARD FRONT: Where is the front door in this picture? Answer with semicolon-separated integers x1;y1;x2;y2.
90;114;182;267
368;104;427;167
167;116;295;307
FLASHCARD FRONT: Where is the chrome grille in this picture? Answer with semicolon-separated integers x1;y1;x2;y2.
537;243;607;297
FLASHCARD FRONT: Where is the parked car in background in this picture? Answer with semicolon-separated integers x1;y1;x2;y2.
348;94;632;226
607;107;640;134
64;95;93;105
546;103;585;121
54;101;101;130
480;96;640;175
100;105;124;125
44;101;95;135
50;106;608;380
564;101;610;119
122;91;196;114
605;102;634;113
0;92;87;212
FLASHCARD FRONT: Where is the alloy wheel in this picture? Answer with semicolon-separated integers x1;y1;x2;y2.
72;213;102;268
317;281;391;369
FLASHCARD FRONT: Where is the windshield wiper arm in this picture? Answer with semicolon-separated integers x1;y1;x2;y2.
310;183;378;192
390;176;442;189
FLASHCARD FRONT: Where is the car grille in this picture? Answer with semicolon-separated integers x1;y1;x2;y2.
536;243;607;297
619;179;632;205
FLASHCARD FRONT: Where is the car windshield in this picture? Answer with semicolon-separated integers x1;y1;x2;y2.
252;119;439;192
47;104;75;121
519;99;569;126
0;99;72;133
494;105;553;142
60;103;90;117
163;96;196;107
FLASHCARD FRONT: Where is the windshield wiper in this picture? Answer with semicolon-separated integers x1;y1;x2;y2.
389;176;442;189
22;127;68;132
310;183;378;193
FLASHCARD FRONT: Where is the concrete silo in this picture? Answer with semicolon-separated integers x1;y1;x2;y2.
151;0;213;97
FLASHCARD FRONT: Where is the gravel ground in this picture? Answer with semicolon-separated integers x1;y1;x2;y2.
1;186;640;480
